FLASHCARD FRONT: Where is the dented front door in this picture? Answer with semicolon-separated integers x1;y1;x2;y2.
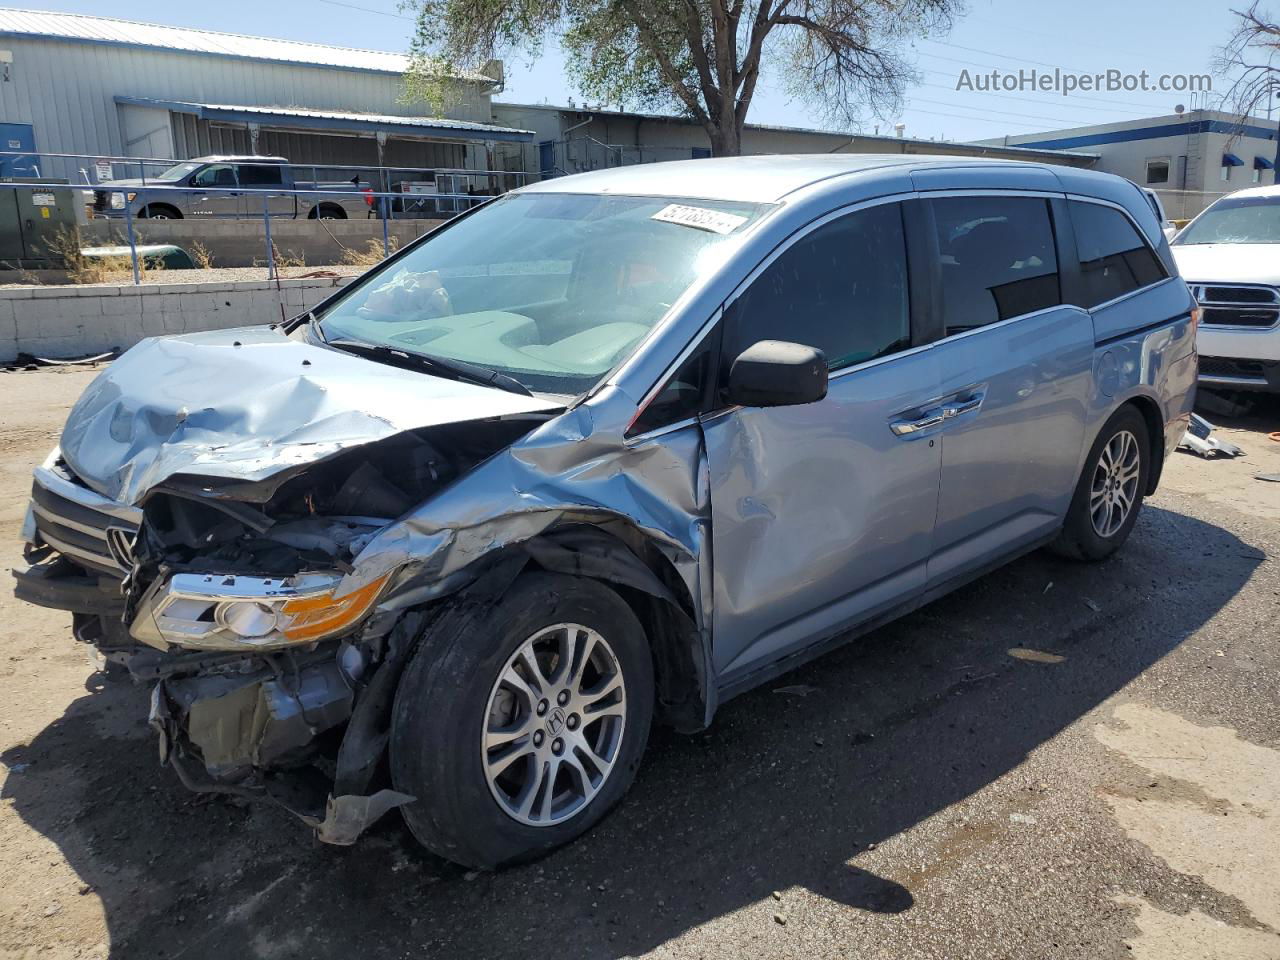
702;350;943;682
700;199;943;683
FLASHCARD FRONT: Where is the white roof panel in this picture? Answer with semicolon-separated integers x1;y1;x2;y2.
0;7;468;77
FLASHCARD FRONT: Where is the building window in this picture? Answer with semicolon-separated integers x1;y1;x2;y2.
1145;158;1170;185
1222;164;1232;182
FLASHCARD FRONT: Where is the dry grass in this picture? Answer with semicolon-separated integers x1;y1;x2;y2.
339;237;399;267
259;244;307;269
40;227;145;284
189;240;215;270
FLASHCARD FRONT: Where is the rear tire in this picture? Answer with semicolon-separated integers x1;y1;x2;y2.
390;572;654;869
139;205;179;219
308;204;346;220
1052;406;1151;561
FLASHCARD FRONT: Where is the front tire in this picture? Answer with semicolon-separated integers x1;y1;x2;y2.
390;572;654;869
1052;406;1151;561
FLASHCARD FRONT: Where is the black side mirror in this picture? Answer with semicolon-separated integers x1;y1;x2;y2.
725;340;828;408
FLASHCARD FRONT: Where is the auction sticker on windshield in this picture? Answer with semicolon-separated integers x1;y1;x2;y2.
652;203;748;235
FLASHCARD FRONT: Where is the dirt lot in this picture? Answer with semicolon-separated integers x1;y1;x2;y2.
1;366;1278;960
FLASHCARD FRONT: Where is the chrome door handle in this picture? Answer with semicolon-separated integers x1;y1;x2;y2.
890;408;946;435
941;395;983;417
890;393;985;436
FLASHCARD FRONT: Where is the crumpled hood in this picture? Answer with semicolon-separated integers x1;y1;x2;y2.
1171;243;1280;285
60;326;562;504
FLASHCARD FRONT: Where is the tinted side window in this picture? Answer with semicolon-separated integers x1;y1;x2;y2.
722;202;909;373
930;196;1062;334
192;164;236;188
1069;200;1167;308
237;164;285;186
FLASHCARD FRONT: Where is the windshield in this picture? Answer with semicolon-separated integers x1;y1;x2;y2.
1174;195;1280;245
316;192;767;395
150;161;202;182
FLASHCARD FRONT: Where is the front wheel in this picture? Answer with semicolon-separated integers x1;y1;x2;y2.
390;572;654;869
1052;406;1151;561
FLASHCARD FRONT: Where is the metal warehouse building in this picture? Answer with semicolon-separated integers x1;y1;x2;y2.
0;8;532;182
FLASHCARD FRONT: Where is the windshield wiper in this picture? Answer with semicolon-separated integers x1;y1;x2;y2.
324;338;533;397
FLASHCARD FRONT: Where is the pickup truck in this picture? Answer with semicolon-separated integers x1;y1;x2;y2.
93;155;371;220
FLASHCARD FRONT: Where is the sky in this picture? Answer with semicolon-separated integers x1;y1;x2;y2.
16;0;1262;143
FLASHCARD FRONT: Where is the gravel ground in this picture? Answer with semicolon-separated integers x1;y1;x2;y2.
0;264;365;289
0;366;1278;960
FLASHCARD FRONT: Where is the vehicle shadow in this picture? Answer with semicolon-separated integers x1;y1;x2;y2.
1;504;1262;959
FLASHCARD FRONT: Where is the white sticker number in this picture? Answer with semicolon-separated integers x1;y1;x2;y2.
651;203;748;235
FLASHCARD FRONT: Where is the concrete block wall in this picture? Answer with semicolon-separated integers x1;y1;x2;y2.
0;276;354;362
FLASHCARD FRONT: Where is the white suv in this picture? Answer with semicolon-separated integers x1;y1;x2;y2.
1171;185;1280;391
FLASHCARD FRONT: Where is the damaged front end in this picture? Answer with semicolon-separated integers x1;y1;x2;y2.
14;329;564;844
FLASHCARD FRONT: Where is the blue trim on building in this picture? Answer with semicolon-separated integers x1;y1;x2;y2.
1013;119;1279;151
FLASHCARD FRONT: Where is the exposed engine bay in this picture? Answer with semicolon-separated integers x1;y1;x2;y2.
11;320;710;851
18;414;549;843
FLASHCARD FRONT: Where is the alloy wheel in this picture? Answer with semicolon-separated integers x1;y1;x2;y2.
482;623;627;827
1090;428;1141;538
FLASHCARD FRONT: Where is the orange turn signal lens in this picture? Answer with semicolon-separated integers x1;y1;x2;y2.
279;574;390;643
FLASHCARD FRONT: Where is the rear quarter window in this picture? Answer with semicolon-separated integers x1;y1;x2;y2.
1068;200;1167;308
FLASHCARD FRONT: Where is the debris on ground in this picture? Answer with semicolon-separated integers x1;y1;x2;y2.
1195;389;1255;420
2;350;116;371
1256;474;1280;483
1008;648;1066;664
772;684;820;697
1083;598;1102;612
1179;413;1244;459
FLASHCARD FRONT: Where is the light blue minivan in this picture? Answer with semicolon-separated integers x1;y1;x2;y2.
16;155;1198;867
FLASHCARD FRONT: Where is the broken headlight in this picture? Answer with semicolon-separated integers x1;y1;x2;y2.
130;571;391;651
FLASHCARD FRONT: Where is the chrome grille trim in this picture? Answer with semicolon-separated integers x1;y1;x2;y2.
1188;283;1280;329
29;461;142;575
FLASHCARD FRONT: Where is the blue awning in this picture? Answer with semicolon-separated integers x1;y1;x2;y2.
1255;156;1274;170
1222;153;1245;167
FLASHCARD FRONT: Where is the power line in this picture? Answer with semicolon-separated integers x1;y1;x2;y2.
917;78;1150;118
316;0;413;19
895;105;1048;133
915;37;1089;73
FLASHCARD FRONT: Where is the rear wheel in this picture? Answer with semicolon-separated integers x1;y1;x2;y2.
138;205;179;219
308;204;346;220
1052;406;1150;561
390;572;654;869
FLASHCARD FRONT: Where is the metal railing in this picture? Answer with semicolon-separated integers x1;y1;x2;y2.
0;180;485;285
0;149;533;194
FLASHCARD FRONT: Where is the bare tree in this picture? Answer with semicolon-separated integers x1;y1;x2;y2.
402;0;962;156
1216;2;1280;122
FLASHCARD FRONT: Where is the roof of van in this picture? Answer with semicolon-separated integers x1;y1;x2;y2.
518;153;1065;203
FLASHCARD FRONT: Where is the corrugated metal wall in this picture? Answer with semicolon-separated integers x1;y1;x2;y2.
0;35;491;180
